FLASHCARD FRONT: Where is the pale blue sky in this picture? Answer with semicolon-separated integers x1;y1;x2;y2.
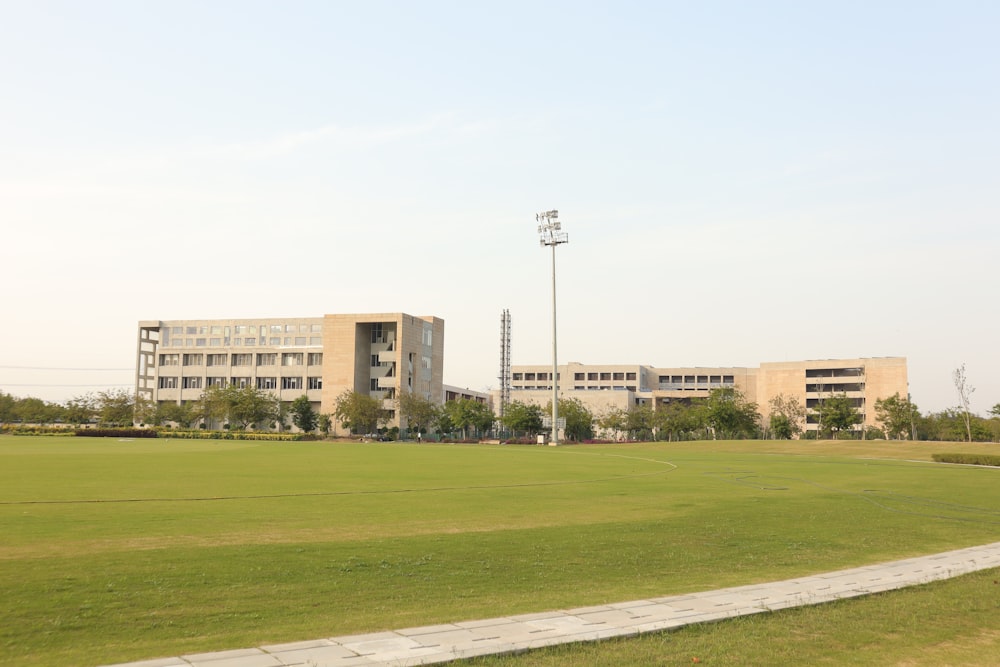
1;1;997;413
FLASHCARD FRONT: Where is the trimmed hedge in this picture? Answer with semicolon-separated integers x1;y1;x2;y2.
75;428;158;438
161;430;302;441
932;453;1000;467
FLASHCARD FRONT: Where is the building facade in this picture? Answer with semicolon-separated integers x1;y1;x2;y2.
501;357;907;434
136;313;444;429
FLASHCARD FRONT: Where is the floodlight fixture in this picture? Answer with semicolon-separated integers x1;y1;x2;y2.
536;209;568;445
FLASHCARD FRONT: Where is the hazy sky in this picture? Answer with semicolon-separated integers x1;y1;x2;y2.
1;1;997;414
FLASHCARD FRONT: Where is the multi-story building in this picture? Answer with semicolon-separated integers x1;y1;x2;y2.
501;357;907;434
136;313;444;429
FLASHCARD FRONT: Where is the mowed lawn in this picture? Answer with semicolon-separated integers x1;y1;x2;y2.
1;437;999;666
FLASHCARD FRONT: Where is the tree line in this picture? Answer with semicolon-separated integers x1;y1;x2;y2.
4;384;1000;442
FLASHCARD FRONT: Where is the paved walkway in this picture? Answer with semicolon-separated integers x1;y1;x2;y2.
106;541;1000;667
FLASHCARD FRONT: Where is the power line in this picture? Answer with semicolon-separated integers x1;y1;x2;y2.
0;365;133;371
0;383;133;388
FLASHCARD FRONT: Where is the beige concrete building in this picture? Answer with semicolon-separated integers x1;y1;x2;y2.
136;313;444;429
502;357;907;434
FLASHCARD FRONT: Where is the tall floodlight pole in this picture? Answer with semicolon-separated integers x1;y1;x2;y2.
537;210;568;445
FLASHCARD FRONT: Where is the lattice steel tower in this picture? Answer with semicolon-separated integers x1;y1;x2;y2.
498;309;511;420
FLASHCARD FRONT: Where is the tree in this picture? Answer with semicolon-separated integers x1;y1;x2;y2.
655;400;706;441
289;395;318;433
501;400;543;438
0;391;17;423
396;391;440;437
814;394;862;438
443;398;494;439
953;364;975;442
625;404;656;441
547;397;593;442
704;388;760;439
334;390;387;435
96;388;135;426
596;407;628;441
874;393;919;440
15;397;61;424
318;413;332;436
64;393;97;425
158;401;196;428
226;385;280;430
768;394;806;440
196;385;279;430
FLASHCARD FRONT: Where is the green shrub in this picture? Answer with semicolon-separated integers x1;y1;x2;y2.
932;453;1000;467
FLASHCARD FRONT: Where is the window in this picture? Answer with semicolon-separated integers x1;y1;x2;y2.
600;372;611;381
626;372;636;381
230;377;251;388
245;337;256;346
234;325;246;334
211;326;222;335
209;338;221;346
537;372;548;381
281;377;303;390
186;326;197;335
613;372;624;381
282;353;303;366
512;373;523;381
311;324;322;332
206;377;226;388
309;337;322;345
697;376;708;384
158;377;178;389
371;322;384;343
684;376;695;383
710;375;721;384
270;337;281;345
371;354;380;367
307;353;323;365
257;353;277;366
182;354;203;366
587;373;598;381
256;377;277;390
231;354;253;366
308;377;322;390
525;373;536;381
195;338;206;347
723;375;734;384
159;354;179;366
294;337;306;345
422;327;432;346
182;377;202;389
270;325;282;333
172;327;183;335
574;373;585;381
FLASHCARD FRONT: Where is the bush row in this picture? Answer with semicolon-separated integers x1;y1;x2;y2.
162;430;302;441
932;453;1000;467
75;428;159;438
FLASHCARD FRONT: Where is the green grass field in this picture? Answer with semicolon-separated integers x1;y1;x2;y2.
2;436;999;666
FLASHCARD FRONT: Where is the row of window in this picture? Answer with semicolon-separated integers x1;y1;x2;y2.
805;367;863;378
163;336;322;348
159;353;323;367
158;376;323;390
658;375;735;384
168;324;321;336
805;383;865;393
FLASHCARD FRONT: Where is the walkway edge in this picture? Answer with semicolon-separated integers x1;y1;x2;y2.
104;541;1000;667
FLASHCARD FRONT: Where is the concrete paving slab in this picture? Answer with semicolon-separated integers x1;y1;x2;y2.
99;541;1000;667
